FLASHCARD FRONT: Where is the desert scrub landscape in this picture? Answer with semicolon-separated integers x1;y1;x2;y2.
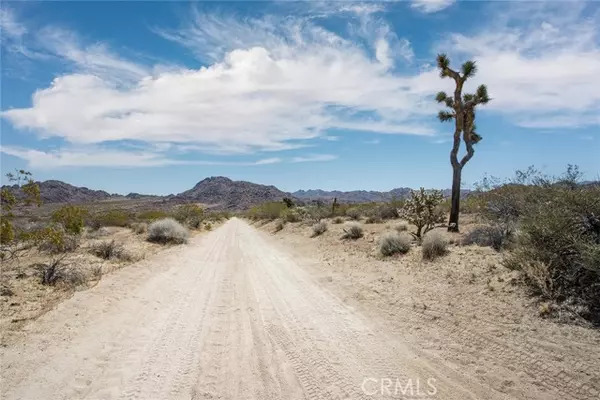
249;165;600;329
0;172;228;345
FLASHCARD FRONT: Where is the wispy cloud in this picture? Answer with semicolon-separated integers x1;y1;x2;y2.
0;146;284;168
411;0;456;14
444;1;600;129
291;154;337;163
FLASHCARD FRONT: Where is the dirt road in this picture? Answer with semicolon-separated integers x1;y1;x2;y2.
0;219;595;399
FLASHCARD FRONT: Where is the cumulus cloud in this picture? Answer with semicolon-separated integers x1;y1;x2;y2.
3;11;432;157
411;0;456;14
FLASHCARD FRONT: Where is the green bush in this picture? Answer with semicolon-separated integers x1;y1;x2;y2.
504;185;600;323
51;205;88;235
248;202;287;220
379;232;411;256
281;208;301;223
173;204;204;224
92;210;132;228
137;210;169;221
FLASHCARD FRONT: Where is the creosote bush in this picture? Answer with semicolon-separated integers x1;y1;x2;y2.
281;208;301;223
147;218;189;244
173;204;204;225
503;183;600;323
248;202;287;221
92;210;132;228
342;222;364;240
422;231;448;261
379;232;411;256
346;207;361;220
51;205;88;235
311;221;328;237
333;217;344;224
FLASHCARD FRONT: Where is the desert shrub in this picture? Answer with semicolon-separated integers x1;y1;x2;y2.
39;257;86;287
311;221;328;237
248;202;287;220
346;207;361;220
274;220;285;232
365;216;382;224
187;216;202;230
379;232;411;256
137;210;169;221
35;226;80;254
374;203;400;220
342;222;364;240
173;204;204;224
1;170;41;246
147;218;189;244
51;205;88;235
281;208;301;223
130;222;148;234
422;231;448;261
394;221;409;232
90;240;130;260
333;217;344;224
204;222;213;231
305;206;329;222
400;188;444;239
462;224;509;251
503;184;600;323
92;210;132;228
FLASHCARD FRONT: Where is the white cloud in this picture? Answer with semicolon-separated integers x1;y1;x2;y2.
445;1;600;128
36;27;150;83
291;154;337;163
0;146;284;168
0;8;26;38
2;1;599;170
411;0;456;14
3;12;432;155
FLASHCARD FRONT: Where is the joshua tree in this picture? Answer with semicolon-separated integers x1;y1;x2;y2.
436;54;490;232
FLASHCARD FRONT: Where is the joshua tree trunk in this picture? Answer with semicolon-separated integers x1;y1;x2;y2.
448;165;461;232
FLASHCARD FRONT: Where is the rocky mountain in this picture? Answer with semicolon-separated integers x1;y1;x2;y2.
175;176;291;210
2;180;120;204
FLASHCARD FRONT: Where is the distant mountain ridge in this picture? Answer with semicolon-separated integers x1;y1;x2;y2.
293;188;471;202
2;177;472;209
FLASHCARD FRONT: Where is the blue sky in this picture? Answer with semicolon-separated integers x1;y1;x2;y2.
1;0;599;195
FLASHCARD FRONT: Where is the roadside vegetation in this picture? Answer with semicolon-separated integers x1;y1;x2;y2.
247;165;599;326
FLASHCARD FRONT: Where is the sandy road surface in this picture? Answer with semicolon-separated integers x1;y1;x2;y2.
0;218;594;399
